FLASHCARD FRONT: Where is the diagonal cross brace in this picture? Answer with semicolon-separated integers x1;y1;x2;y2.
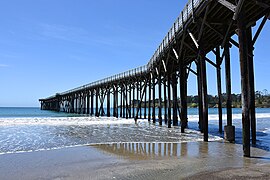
217;0;237;12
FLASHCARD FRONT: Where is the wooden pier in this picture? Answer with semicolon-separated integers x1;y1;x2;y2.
39;0;270;157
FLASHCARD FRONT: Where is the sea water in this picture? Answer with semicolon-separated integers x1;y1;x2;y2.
0;107;269;155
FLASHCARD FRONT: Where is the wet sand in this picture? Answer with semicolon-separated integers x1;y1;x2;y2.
0;141;269;180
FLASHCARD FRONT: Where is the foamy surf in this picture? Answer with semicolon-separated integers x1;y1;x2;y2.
0;116;223;155
0;116;135;126
1;113;270;126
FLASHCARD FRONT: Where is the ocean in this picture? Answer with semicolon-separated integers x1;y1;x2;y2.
0;107;269;155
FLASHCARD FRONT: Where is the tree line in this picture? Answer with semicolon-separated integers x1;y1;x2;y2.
132;89;270;108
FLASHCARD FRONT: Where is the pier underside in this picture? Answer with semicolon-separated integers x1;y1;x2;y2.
40;0;270;157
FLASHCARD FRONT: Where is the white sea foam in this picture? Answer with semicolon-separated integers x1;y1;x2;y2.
0;116;135;126
0;137;223;156
262;128;270;134
1;113;270;126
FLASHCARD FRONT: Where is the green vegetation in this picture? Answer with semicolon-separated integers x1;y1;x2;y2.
132;89;270;108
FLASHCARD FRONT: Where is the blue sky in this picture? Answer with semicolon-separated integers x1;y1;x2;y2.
0;0;269;107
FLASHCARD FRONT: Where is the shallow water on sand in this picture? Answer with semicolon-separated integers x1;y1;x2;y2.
0;107;270;155
0;117;222;154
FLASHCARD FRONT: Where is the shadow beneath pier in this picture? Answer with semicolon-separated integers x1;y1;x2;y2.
146;118;270;153
185;120;270;153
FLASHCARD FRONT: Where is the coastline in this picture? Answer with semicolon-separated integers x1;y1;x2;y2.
0;141;269;180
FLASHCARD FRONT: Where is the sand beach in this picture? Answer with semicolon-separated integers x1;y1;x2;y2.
0;141;269;180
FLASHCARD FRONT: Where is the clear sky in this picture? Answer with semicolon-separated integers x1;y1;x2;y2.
0;0;269;107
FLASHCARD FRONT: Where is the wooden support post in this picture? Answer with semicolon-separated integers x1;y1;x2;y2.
83;93;86;114
78;94;81;114
180;65;188;133
197;62;203;132
100;91;105;116
224;43;235;142
133;84;135;118
74;94;77;113
199;50;208;142
80;93;83;114
123;86;126;118
134;82;147;121
79;94;82;114
87;91;90;114
137;81;139;118
115;86;119;118
158;73;162;125
125;85;128;119
225;43;232;126
152;74;156;123
163;76;168;124
120;87;123;118
172;72;178;126
148;74;152;121
129;84;132;118
107;89;110;117
95;89;99;117
216;46;223;133
144;80;147;119
71;94;75;113
247;26;256;145
139;81;142;119
168;73;172;128
90;90;94;115
113;87;116;117
237;10;250;157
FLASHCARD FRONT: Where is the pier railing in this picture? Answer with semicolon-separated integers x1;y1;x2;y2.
43;0;204;99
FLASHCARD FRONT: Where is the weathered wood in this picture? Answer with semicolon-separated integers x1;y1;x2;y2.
237;9;250;157
252;13;268;44
115;87;118;118
164;76;168;124
129;84;132;118
136;81;139;119
197;62;203;132
95;89;99;117
107;89;110;117
148;74;151;122
139;81;142;119
247;26;256;145
87;91;90;114
135;82;147;121
113;87;116;117
152;74;156;123
120;87;123;118
144;81;147;119
125;85;128;119
168;74;172;128
199;50;208;142
90;91;94;115
123;86;126;118
216;46;223;133
225;43;232;127
172;72;178;126
133;84;135;118
158;73;162;125
180;64;188;133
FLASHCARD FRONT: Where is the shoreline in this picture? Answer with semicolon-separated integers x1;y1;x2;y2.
0;141;269;179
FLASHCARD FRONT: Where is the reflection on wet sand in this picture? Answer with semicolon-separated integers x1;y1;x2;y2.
92;142;206;160
91;141;270;169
